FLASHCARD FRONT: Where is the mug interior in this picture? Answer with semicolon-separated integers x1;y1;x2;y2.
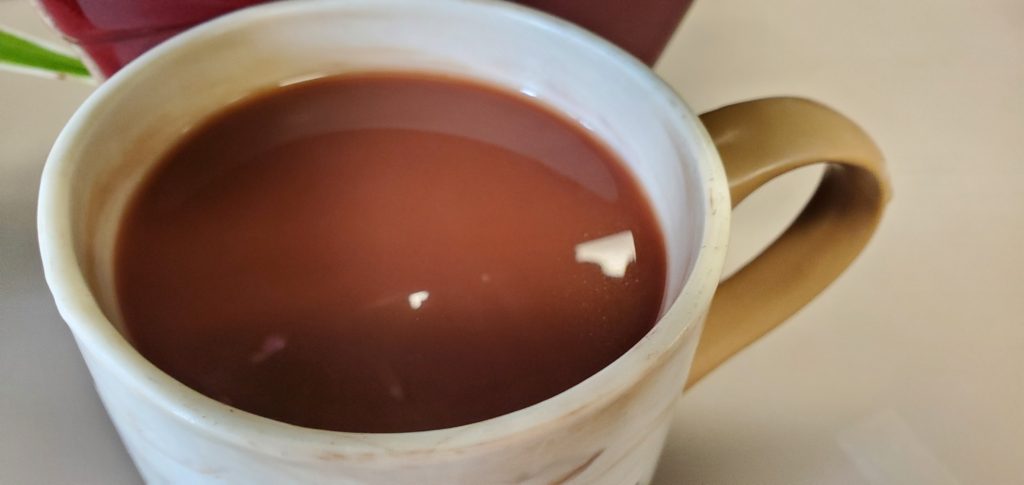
40;0;727;452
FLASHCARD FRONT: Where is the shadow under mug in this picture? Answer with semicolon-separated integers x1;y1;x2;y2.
37;0;890;483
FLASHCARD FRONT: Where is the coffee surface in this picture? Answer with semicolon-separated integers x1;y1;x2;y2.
116;73;666;432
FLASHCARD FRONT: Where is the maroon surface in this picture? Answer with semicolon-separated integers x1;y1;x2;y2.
36;0;692;76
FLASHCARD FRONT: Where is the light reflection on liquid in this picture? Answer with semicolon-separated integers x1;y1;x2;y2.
407;290;430;310
249;333;287;364
392;232;636;316
573;230;637;278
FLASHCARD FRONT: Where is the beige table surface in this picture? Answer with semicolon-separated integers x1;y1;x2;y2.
2;0;1022;483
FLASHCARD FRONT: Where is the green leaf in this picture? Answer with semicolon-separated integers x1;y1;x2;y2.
0;27;91;79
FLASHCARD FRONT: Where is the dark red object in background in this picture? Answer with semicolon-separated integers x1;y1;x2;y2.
516;0;692;64
35;0;693;77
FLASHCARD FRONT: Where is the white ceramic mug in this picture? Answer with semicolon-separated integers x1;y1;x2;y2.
38;0;889;483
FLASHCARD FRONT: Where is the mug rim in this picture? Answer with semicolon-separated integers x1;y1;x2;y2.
38;0;730;458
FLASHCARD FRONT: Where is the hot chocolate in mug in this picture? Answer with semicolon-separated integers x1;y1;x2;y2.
38;0;890;483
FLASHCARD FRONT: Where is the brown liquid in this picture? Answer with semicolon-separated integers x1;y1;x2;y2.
115;73;666;433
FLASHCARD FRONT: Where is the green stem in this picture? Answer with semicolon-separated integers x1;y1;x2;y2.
0;27;91;79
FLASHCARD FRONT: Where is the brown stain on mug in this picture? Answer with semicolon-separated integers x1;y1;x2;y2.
548;449;603;485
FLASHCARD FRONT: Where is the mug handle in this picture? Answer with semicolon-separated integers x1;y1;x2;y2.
685;97;892;388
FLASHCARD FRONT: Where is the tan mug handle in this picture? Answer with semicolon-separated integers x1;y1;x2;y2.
685;98;892;388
